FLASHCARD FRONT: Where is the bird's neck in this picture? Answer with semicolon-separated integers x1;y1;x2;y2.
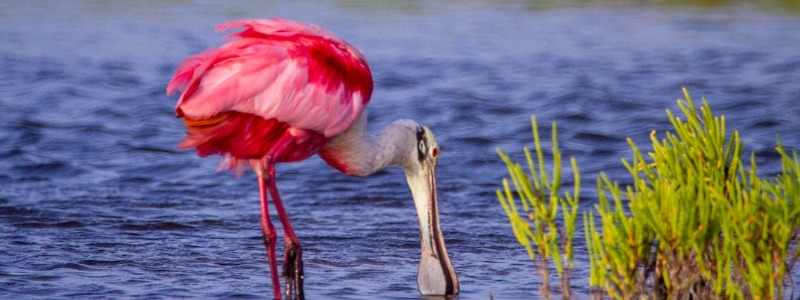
319;114;415;177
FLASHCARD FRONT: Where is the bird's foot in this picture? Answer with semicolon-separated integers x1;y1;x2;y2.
282;242;304;300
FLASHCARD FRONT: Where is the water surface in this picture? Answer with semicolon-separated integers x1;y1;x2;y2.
1;1;799;299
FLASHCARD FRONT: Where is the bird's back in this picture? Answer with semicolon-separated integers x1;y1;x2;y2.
167;19;373;170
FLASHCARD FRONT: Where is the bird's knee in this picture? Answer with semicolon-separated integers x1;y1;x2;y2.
260;222;277;241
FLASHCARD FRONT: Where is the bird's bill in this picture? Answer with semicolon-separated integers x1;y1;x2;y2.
405;167;459;296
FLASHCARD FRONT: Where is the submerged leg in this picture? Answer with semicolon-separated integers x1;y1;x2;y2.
264;162;304;300
259;174;282;300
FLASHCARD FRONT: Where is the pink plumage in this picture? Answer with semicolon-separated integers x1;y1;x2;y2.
167;18;373;168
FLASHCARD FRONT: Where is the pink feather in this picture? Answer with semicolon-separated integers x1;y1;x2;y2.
167;18;373;170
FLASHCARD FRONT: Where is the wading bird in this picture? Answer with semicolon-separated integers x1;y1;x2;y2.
167;18;459;299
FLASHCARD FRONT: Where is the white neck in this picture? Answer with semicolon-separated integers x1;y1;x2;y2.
319;113;417;177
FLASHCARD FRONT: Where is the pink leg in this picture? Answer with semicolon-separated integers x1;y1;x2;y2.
263;160;304;300
258;174;282;300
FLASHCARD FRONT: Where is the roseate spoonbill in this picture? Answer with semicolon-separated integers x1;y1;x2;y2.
166;18;459;299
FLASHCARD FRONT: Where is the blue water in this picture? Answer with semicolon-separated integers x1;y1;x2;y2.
2;1;799;299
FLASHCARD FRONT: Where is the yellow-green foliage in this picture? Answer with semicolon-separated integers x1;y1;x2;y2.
499;89;800;299
497;117;580;299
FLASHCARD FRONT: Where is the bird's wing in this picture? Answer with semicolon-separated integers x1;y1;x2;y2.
167;18;373;137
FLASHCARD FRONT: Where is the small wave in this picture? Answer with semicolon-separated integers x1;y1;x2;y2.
115;221;195;231
45;262;93;272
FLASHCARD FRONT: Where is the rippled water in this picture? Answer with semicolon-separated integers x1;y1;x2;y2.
2;1;799;299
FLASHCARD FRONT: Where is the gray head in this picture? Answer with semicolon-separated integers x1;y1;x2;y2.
400;124;459;296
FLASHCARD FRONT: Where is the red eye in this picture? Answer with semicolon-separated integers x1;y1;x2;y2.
432;148;439;158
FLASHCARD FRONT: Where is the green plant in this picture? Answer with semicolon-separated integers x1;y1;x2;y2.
497;117;580;299
499;89;800;299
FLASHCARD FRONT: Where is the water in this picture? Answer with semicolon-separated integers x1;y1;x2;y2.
2;1;799;299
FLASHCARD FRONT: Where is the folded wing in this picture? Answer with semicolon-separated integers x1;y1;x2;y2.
167;18;373;138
